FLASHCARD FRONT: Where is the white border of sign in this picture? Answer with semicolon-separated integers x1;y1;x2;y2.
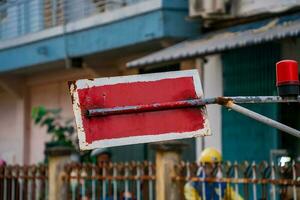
69;69;211;150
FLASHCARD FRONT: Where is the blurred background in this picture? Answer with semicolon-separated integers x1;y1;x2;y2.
0;0;299;199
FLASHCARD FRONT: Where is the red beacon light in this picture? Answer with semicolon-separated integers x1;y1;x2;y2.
276;60;299;98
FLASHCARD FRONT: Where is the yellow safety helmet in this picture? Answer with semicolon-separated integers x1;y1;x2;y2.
199;147;222;163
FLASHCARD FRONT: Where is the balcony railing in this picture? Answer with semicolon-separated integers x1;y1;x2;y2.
0;0;148;41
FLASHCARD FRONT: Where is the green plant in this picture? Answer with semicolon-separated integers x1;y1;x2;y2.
31;106;75;148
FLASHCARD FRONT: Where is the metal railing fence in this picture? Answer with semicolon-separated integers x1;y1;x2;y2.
174;161;300;200
0;0;147;41
62;161;155;200
0;164;48;200
1;160;299;200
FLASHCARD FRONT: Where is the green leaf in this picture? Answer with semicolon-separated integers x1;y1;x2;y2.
31;107;39;119
66;126;74;134
41;118;54;127
31;106;47;123
31;106;76;149
38;106;47;117
46;124;55;133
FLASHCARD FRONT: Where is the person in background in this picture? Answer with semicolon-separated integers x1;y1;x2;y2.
91;148;112;167
88;148;113;200
184;147;243;200
278;156;300;199
89;148;134;200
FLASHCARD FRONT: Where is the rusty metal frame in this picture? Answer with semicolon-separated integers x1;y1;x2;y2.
86;96;300;138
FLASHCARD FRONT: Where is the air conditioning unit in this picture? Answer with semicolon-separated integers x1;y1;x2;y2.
189;0;227;18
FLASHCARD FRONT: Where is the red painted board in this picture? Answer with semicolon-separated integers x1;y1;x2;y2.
69;70;210;150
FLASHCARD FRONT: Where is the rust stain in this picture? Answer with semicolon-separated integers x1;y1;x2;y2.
68;80;77;105
68;80;77;91
215;97;232;106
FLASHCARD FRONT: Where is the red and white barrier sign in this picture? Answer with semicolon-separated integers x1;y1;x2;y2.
69;70;211;150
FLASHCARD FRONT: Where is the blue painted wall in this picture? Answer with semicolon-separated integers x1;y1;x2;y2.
0;0;199;72
67;11;165;57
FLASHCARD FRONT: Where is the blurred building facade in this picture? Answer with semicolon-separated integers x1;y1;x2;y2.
0;0;299;165
128;0;300;162
0;0;199;164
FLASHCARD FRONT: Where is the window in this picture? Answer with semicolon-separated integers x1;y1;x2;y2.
0;0;7;22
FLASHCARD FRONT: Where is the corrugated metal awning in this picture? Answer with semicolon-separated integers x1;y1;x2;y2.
127;13;300;68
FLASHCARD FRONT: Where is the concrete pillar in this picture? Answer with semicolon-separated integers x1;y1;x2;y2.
196;55;223;158
151;141;187;200
46;147;73;200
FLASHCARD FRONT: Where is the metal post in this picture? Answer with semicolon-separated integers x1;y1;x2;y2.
19;167;24;200
92;165;96;200
113;164;117;200
136;162;141;200
28;167;32;200
251;162;257;200
148;162;154;200
223;101;300;138
86;96;300;117
292;161;297;200
70;170;76;200
3;167;7;200
201;165;206;200
12;167;15;200
217;164;222;200
86;96;300;138
81;168;87;198
124;163;129;200
271;162;277;200
234;162;239;195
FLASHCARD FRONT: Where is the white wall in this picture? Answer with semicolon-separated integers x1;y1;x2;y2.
0;93;24;164
0;81;75;165
29;82;61;164
27;69;93;164
28;81;77;164
0;68;93;164
196;55;223;159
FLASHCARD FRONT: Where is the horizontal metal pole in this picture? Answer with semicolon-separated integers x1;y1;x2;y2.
223;96;300;104
87;98;212;117
225;102;300;138
86;96;300;117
